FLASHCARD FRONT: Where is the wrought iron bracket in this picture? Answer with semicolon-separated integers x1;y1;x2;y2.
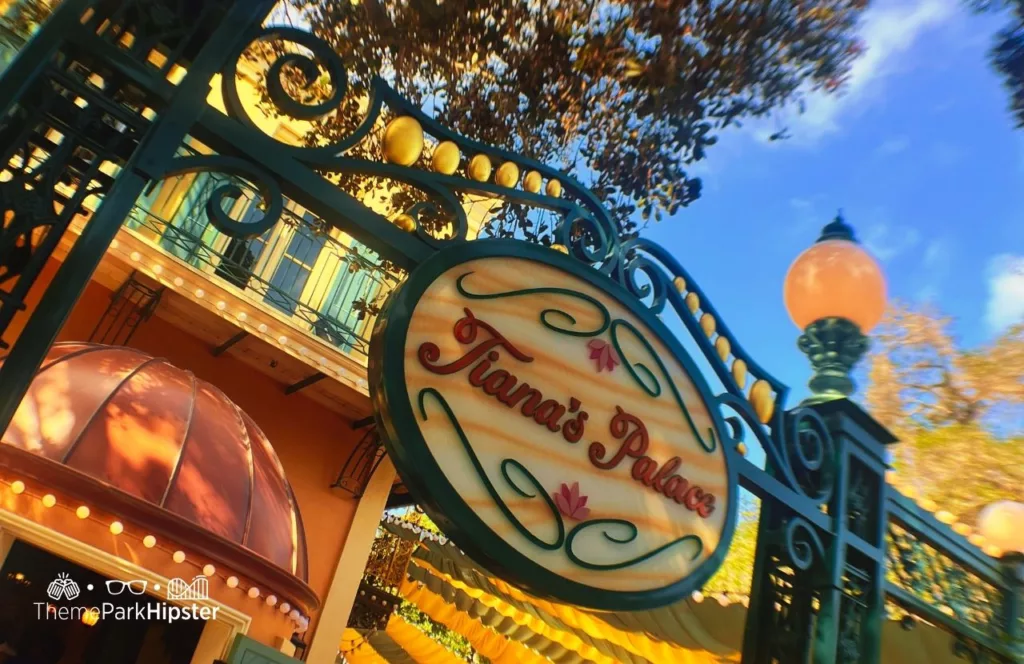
351;415;376;430
211;330;248;357
89;271;164;347
332;425;385;497
284;372;326;395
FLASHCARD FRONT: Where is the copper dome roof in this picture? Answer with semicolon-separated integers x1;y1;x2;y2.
0;342;316;610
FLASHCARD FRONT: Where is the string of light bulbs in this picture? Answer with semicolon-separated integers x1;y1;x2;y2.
111;236;369;395
0;476;310;632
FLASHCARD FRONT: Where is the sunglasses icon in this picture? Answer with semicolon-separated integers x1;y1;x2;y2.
105;580;147;595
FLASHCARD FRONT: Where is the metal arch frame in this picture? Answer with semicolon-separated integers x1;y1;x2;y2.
0;2;1016;662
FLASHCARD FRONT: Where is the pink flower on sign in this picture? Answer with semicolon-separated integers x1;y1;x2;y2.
587;339;619;372
553;482;590;521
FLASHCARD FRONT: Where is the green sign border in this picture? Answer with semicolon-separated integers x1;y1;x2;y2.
369;239;738;611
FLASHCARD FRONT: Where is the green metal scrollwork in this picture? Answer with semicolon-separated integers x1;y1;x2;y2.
416;385;707;573
417;387;565;551
609;319;717;453
146;155;285;239
221;27;621;253
565;519;702;571
454;272;611;337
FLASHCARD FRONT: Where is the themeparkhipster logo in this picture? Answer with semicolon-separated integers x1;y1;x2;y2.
36;573;218;623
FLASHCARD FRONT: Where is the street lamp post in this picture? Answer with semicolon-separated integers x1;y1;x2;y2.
783;214;887;403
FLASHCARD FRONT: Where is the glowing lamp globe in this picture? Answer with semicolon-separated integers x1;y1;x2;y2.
784;217;887;334
977;501;1024;556
785;215;887;403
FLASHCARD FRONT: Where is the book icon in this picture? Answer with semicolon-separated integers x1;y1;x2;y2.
167;576;208;601
46;573;80;601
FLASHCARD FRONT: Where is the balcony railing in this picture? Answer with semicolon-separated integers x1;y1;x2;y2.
122;161;397;361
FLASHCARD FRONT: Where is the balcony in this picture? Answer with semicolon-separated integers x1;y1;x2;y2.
120;159;398;364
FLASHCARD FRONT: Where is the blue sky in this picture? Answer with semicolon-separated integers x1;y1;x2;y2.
643;0;1024;405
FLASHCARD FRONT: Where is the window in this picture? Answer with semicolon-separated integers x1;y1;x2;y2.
315;242;382;351
214;203;271;290
264;213;325;315
157;172;222;264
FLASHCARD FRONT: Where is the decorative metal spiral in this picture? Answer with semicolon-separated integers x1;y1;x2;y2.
218;26;626;251
221;26;377;156
783;406;837;503
151;155;284;239
952;639;983;663
550;231;841;508
785;516;826;571
553;208;617;268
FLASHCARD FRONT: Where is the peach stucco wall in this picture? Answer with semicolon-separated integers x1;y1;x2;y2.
3;258;367;648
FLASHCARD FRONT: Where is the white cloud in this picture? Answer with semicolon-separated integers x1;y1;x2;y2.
862;223;921;261
786;195;833;238
876;136;911;155
923;237;951;269
916;237;953;301
769;0;958;144
985;255;1024;332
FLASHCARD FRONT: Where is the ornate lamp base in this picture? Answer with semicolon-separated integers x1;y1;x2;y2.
797;317;869;404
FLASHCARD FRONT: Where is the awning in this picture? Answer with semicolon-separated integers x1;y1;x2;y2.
0;342;317;621
339;516;974;663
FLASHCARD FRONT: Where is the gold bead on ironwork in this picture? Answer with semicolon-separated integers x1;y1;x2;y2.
749;379;774;424
432;141;460;175
715;337;731;362
952;522;972;537
382;116;424;166
523;170;542;193
394;214;417;232
732;359;747;389
495;162;520;188
468;154;492;182
699;313;716;338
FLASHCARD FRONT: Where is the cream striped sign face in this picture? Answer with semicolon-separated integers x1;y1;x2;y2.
371;242;736;611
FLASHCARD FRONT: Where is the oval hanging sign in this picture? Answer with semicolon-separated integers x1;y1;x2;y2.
370;240;737;611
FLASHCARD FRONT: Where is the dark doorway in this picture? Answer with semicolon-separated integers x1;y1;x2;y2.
0;540;205;664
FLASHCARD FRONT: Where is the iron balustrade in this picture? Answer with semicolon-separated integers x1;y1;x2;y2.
884;490;1019;662
122;155;397;361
